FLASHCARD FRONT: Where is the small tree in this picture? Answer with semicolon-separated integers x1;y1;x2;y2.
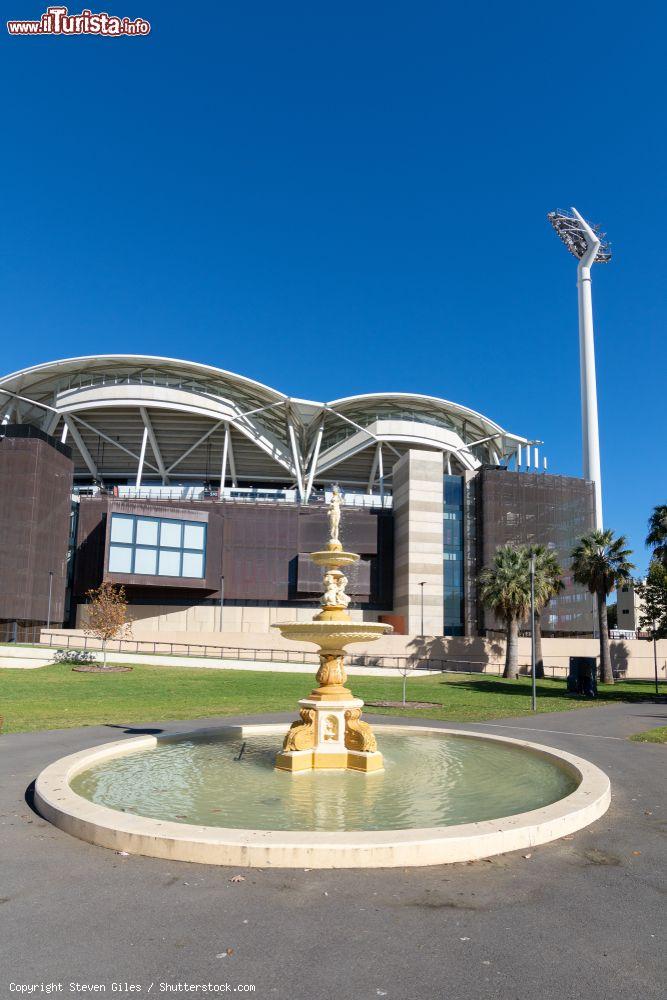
571;530;634;685
84;582;132;669
636;563;667;639
479;546;531;679
636;562;667;695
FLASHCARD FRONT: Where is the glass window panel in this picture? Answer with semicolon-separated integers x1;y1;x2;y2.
181;551;204;578
110;515;134;544
160;521;182;548
158;548;181;576
108;545;133;573
134;547;158;575
183;523;205;551
136;518;159;545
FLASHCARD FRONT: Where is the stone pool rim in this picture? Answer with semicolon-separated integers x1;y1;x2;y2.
34;722;611;869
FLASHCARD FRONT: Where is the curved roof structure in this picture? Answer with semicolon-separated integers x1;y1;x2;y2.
0;355;530;496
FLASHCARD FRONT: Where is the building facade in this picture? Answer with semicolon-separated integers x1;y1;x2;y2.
616;580;645;633
0;356;595;635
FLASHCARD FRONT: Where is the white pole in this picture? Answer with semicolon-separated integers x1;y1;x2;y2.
377;444;384;506
572;207;603;529
135;426;148;488
304;419;324;501
220;423;230;494
530;554;536;712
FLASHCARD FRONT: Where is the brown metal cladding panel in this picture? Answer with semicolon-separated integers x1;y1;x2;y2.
296;552;371;596
478;467;595;633
0;434;73;623
221;504;299;601
297;507;379;554
73;499;393;606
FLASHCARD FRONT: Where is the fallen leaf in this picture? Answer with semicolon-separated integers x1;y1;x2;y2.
229;874;245;883
632;851;642;856
115;851;130;857
460;936;471;942
226;948;234;956
522;854;532;859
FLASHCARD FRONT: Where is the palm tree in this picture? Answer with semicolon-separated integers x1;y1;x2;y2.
479;546;531;679
646;505;667;568
571;530;634;684
527;545;564;679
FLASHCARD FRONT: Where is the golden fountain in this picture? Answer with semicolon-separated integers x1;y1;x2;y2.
272;487;393;773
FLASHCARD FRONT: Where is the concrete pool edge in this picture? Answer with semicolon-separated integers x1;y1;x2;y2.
34;723;611;869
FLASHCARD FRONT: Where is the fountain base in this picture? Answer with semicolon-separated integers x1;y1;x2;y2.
275;696;384;773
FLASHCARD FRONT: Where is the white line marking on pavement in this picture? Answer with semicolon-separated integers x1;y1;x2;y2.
457;723;625;741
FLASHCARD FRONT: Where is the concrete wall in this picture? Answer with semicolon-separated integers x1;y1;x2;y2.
75;602;388;634
392;449;444;635
43;625;667;681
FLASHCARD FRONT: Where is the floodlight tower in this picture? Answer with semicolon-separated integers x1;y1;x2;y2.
548;207;611;529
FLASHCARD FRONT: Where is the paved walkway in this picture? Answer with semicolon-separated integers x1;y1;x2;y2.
1;702;665;1000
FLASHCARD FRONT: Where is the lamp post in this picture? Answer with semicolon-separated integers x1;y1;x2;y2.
548;208;611;530
219;575;225;632
419;581;426;637
530;554;537;712
47;570;54;629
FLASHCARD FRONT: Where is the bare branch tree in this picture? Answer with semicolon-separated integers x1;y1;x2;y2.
84;582;132;669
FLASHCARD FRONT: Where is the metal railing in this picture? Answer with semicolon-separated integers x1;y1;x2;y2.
72;485;392;509
6;627;490;674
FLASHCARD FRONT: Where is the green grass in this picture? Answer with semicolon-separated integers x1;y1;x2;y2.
0;662;659;734
629;725;667;744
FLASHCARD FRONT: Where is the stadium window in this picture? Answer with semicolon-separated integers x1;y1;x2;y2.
108;513;206;579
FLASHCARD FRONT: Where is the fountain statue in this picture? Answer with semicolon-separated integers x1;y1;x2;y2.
272;486;393;772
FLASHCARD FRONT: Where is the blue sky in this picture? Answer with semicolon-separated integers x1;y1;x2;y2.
2;2;664;571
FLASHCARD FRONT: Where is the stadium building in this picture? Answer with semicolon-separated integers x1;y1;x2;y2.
0;356;595;637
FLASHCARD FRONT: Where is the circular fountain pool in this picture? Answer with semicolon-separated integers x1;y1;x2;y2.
35;723;610;868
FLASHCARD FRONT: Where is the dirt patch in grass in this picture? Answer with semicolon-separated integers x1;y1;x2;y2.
72;665;133;674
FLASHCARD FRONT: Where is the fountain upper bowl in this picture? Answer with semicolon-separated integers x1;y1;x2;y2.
271;620;393;649
309;549;360;569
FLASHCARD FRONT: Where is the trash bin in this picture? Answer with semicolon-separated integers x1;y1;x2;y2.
567;656;598;697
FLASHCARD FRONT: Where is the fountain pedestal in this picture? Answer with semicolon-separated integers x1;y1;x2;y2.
272;490;392;774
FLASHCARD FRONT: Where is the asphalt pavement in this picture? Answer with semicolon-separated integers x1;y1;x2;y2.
1;701;665;1000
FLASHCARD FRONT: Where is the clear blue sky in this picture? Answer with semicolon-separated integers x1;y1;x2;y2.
2;2;664;572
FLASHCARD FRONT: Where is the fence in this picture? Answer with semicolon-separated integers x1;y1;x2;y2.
0;623;499;675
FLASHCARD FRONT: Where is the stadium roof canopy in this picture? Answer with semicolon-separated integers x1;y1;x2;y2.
0;355;530;497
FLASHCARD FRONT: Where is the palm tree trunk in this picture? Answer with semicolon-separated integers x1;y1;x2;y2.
503;618;519;679
597;591;614;684
534;610;545;679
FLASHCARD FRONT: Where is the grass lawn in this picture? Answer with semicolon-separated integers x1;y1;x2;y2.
0;662;660;734
629;725;667;744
